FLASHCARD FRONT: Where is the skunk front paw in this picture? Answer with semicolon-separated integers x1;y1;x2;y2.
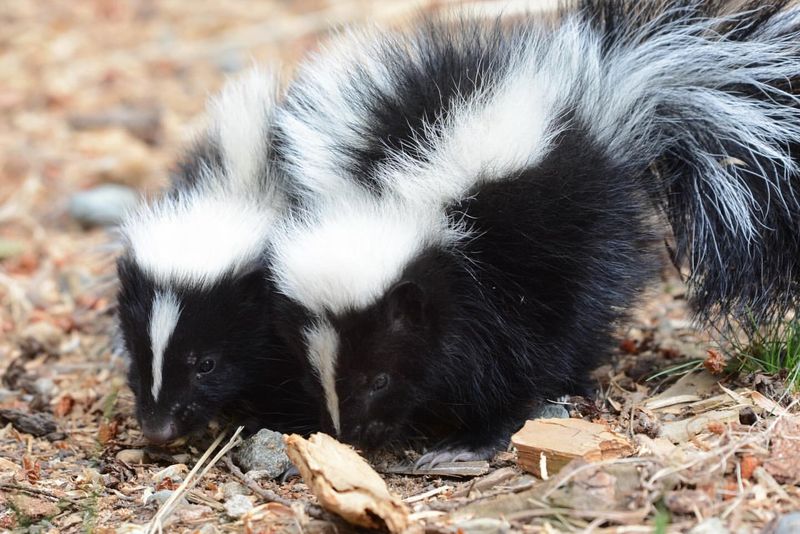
414;441;500;470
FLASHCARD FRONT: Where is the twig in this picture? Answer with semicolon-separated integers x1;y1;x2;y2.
0;482;81;505
221;455;292;507
222;455;327;520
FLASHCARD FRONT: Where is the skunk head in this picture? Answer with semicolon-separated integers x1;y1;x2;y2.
116;67;286;443
118;258;273;443
331;251;461;448
270;199;465;448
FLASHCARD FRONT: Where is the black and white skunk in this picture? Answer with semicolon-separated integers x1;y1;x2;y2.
117;69;316;444
268;0;800;465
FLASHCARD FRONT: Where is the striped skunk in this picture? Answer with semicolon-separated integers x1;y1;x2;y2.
269;0;800;465
116;69;316;444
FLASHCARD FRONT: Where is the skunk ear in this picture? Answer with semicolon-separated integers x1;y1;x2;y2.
386;280;427;328
235;261;269;296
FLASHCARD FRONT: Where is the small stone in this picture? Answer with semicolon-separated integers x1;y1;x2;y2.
116;449;146;464
68;183;139;227
33;378;56;399
171;453;191;464
152;464;188;485
739;406;758;426
774;512;800;534
145;490;175;506
224;494;253;518
8;494;60;522
530;402;569;420
0;388;17;403
221;481;249;500
688;518;729;534
233;428;292;478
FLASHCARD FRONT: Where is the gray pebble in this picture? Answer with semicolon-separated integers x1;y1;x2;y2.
69;184;138;227
530;402;569;420
33;378;56;399
774;512;800;534
223;494;253;518
688;518;729;534
233;428;292;479
146;489;175;506
221;481;249;499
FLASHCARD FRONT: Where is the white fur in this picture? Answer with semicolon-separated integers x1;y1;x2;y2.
304;320;341;434
379;40;572;206
149;290;182;401
122;66;285;289
570;11;800;271
281;8;800;280
277;29;399;203
271;197;464;315
125;191;277;289
209;67;280;195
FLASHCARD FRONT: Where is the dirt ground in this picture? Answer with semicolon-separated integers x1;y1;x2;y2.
1;1;799;533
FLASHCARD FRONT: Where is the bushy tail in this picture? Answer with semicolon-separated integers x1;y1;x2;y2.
575;0;800;327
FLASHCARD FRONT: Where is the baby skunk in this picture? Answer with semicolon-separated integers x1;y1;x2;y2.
117;68;315;444
269;0;800;465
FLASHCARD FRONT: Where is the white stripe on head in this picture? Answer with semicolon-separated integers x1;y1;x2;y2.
304;320;341;435
149;290;182;401
124;192;276;289
271;197;464;315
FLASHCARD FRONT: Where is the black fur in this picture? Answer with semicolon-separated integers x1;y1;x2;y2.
273;126;659;455
272;1;800;461
575;0;800;327
117;259;317;442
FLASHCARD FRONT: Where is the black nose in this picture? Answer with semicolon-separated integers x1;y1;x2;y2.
141;420;179;444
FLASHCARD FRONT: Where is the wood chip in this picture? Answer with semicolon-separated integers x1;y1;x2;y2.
284;433;410;533
511;418;634;477
661;409;739;443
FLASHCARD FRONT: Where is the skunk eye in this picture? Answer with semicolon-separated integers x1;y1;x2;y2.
197;359;215;375
371;373;389;392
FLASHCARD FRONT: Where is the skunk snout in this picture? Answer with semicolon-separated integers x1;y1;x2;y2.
344;420;394;449
141;419;179;445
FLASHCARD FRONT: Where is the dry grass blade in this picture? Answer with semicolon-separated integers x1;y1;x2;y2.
145;426;243;534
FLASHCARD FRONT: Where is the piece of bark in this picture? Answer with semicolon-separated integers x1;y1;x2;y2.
284;433;410;533
511;418;634;477
0;409;57;437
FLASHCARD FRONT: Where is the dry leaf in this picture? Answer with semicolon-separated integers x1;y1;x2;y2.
703;349;727;374
53;394;75;417
22;455;41;484
284;433;410;533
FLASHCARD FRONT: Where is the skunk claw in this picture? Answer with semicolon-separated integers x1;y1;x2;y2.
414;446;494;470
